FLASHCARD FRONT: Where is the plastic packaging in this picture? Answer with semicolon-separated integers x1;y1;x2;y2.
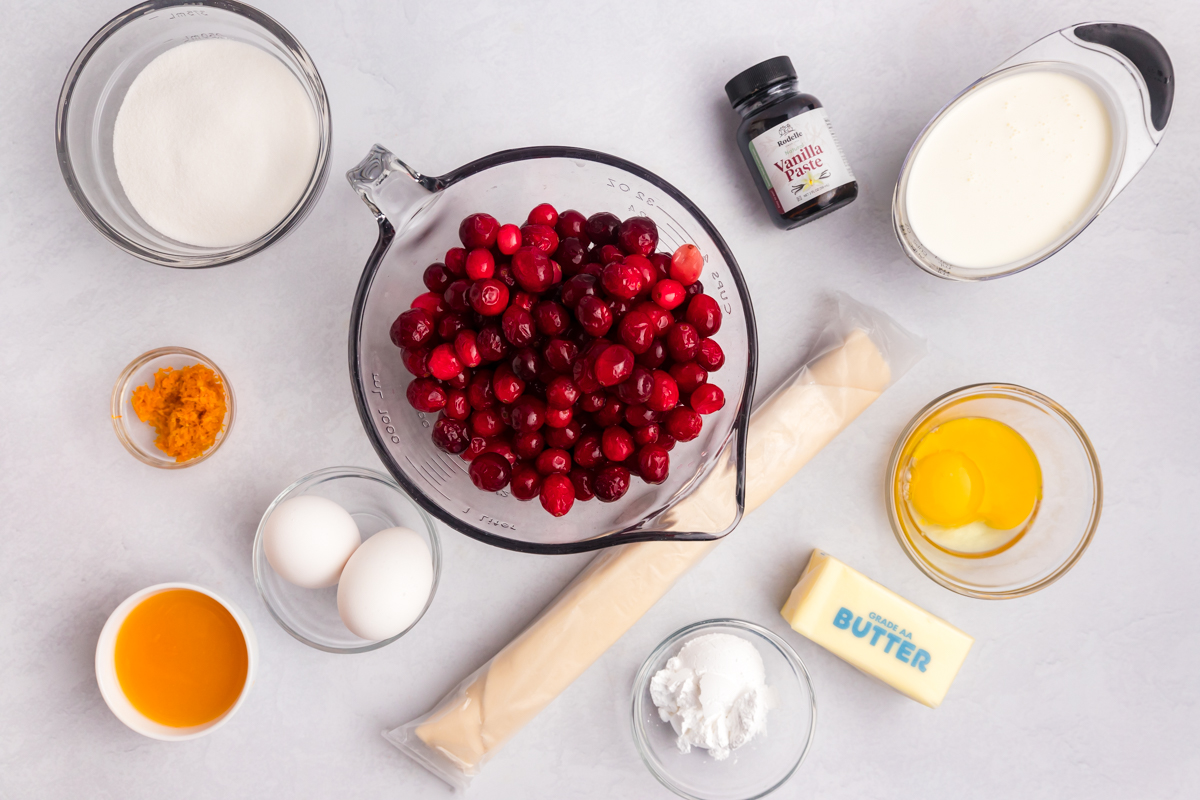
383;294;924;789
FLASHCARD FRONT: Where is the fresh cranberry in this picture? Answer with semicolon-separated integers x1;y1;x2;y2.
670;244;704;285
574;432;605;468
624;404;658;427
527;203;558;227
570;467;596;501
601;426;635;462
510;462;543;500
424;262;452;292
594;396;625;427
546;419;582;449
690;383;725;414
545;406;573;428
544;338;579;373
581;262;604;279
617;310;655;354
510;395;546;432
556;238;587;275
594;464;631;502
636;338;667;369
601;261;643;300
461;435;488;462
501;306;536;347
670;361;708;393
428;343;462;380
651;279;686;310
539;473;575;517
459;213;499;249
535;448;572;475
401;346;431;377
667;322;700;362
432;417;470;454
594;344;634;386
507;291;533;312
647;370;680;412
686;294;722;336
557;209;587;242
560;274;597;309
665;407;702;441
391;308;434;349
497;223;522;255
572;357;602;394
659;433;677;451
598;244;624;264
575;295;613;336
464;248;494;281
406;378;446;413
521;224;559;255
585;212;620;245
650;252;672;281
616;366;654;404
446;369;471;390
469;278;510;316
579;391;607;414
696;338;724;372
444;279;472;312
407;292;444;320
636;302;673;336
495;263;516;288
511;347;544;382
445;389;471;420
477;325;509;362
467;408;502;437
634;423;660;446
686;280;704;298
617;216;657;256
493;362;525;404
637;444;670;484
514;430;546;460
545;375;580;409
437;312;466;341
445;247;468;277
469;451;511;491
511;246;554;293
453;329;481;368
551;260;563;285
534;301;569;336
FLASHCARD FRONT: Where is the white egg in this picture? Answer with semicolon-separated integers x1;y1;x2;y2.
337;527;433;641
263;495;361;589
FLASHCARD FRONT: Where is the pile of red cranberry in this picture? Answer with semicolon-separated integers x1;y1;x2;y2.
390;204;726;517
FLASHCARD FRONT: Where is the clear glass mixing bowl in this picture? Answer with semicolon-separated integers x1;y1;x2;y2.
56;0;332;268
346;144;758;554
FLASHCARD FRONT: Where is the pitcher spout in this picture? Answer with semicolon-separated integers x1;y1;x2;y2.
346;144;441;234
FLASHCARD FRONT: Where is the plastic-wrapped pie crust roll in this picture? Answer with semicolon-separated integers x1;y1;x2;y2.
384;296;923;789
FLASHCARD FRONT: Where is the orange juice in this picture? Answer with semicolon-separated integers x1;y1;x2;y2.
114;588;248;727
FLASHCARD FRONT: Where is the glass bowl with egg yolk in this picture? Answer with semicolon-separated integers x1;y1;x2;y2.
887;384;1102;599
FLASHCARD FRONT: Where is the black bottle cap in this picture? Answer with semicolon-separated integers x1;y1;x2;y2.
725;56;797;107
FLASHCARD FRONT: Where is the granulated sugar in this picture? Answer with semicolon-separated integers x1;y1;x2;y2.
113;39;319;248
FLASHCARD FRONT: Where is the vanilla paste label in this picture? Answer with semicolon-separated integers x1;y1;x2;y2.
748;107;854;213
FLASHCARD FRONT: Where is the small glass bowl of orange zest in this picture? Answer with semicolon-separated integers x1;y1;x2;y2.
111;346;235;468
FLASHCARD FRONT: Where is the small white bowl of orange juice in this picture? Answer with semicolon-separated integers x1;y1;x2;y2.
96;583;258;740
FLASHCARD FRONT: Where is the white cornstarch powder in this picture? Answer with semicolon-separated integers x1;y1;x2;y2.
113;39;320;248
650;633;773;760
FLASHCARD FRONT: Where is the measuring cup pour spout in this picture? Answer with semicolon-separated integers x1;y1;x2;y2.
347;144;442;237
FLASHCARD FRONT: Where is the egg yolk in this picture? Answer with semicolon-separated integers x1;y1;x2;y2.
907;417;1041;530
114;589;248;728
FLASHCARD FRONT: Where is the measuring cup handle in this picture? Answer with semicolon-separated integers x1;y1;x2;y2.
346;144;441;231
1074;23;1174;131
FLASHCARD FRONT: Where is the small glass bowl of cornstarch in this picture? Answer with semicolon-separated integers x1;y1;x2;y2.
57;1;332;268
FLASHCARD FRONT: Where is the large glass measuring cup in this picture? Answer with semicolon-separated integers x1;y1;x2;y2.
893;22;1174;281
346;145;758;554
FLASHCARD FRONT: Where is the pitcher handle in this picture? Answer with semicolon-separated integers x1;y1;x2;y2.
346;144;442;233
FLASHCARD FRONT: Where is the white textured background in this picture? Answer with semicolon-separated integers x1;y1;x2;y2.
2;1;1197;797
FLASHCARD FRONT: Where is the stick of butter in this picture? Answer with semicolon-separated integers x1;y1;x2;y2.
781;550;973;708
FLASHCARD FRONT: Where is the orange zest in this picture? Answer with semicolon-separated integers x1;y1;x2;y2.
131;364;226;462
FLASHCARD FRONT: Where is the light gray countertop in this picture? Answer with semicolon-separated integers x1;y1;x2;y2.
2;1;1196;797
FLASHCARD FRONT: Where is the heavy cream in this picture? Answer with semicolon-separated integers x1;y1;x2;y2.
905;69;1112;269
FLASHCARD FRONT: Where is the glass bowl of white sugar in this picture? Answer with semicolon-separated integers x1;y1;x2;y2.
56;1;332;268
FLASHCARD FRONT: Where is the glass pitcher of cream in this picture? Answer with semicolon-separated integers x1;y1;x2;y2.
892;22;1174;281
